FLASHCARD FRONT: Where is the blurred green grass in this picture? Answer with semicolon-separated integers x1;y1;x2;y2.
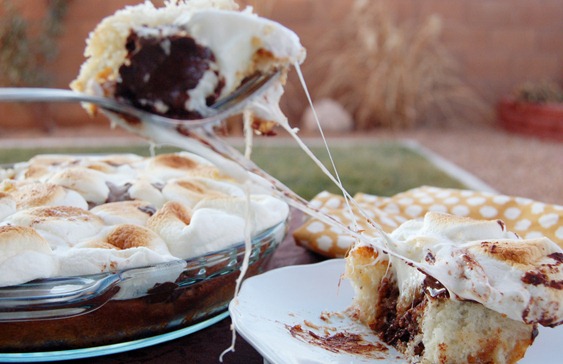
0;142;466;200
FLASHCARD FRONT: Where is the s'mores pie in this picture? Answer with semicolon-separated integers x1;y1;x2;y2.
70;0;305;129
0;152;288;351
0;152;289;287
346;212;563;364
0;0;297;352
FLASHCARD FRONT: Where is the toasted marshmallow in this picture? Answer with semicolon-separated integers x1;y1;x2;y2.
147;153;222;180
57;245;176;281
194;195;289;234
91;200;157;226
21;164;51;179
149;196;288;258
76;223;171;254
95;154;146;166
6;182;88;210
146;201;192;254
0;192;16;220
79;161;116;174
161;177;243;208
0;167;14;181
59;224;174;276
0;225;58;287
378;212;563;326
47;167;110;205
127;178;166;207
27;154;78;166
3;206;105;249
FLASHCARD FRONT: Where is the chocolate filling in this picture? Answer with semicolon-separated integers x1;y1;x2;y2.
105;182;133;203
138;205;157;216
522;270;563;290
151;182;165;192
115;28;225;119
423;276;449;299
549;252;563;263
374;273;450;356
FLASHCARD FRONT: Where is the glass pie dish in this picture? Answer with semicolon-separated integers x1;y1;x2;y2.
0;219;287;357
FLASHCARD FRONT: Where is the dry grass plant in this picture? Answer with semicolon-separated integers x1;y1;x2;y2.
304;0;488;130
512;80;563;104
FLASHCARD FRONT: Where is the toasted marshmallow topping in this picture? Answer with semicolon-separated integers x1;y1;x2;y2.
368;212;563;326
3;206;106;250
147;152;222;179
60;224;174;276
149;196;288;258
6;182;88;210
0;152;289;287
162;177;244;208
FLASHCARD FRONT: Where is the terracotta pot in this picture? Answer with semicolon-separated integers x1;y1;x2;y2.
497;97;563;142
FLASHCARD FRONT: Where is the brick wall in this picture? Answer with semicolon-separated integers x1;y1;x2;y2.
393;0;563;101
1;0;562;131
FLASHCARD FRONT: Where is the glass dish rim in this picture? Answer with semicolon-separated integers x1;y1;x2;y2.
0;311;229;362
0;218;288;321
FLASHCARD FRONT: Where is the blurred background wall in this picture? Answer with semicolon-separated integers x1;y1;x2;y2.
1;0;562;132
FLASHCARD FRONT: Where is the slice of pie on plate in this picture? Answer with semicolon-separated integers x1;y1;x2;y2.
345;212;563;364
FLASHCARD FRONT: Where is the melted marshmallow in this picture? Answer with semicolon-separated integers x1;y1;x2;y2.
382;212;563;326
183;9;304;115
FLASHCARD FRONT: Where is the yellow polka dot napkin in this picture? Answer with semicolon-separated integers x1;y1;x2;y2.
293;186;563;258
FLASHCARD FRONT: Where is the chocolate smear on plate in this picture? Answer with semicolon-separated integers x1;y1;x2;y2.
286;321;389;359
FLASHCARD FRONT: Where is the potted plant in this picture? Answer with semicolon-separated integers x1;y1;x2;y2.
497;80;563;141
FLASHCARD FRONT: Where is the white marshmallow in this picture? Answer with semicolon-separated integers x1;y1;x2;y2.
90;200;157;226
127;179;167;208
161;177;244;208
149;196;288;258
59;224;174;276
47;167;110;204
7;182;88;210
147;152;222;180
4;206;105;250
0;193;16;220
0;225;58;287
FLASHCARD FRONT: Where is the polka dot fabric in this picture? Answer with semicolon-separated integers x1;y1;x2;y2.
293;186;563;258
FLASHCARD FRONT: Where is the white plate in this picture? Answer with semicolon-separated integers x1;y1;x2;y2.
229;259;563;364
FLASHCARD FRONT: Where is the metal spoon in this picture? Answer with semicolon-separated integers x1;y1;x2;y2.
0;71;280;128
